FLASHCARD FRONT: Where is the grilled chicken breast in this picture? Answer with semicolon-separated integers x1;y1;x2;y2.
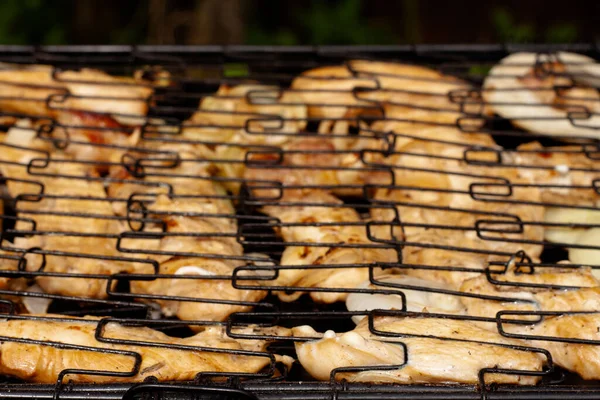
294;315;545;384
0;314;290;383
504;313;600;380
259;189;398;303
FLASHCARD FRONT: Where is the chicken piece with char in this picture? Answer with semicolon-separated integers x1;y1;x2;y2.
0;314;291;383
294;315;545;385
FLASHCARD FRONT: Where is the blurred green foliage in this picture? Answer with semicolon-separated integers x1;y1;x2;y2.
0;1;585;46
492;8;578;43
0;0;67;44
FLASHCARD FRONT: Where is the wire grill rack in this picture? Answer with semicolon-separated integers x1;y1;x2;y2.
0;44;599;399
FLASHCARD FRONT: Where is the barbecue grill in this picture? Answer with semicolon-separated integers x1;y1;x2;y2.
0;44;599;399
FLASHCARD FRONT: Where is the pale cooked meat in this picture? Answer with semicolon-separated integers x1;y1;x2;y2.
180;84;308;193
259;189;398;303
130;257;267;323
350;60;471;124
0;314;291;383
186;84;307;143
51;111;141;169
504;313;600;380
294;315;544;384
107;143;266;321
558;51;600;88
369;121;544;287
0;121;138;298
504;141;600;206
460;266;600;317
502;142;600;261
0;64;152;118
244;134;391;198
482;52;600;138
290;65;380;119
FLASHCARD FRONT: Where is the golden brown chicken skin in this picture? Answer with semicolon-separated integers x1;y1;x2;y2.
107;142;267;322
369;121;544;288
256;189;397;303
502;313;600;380
294;315;545;385
0;121;138;298
0;314;290;383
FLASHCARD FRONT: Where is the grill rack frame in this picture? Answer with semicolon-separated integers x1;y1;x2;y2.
0;43;599;399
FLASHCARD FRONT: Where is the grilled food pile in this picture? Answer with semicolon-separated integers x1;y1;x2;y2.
0;51;599;387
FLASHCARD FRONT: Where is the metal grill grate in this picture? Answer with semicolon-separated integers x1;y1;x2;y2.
0;44;599;399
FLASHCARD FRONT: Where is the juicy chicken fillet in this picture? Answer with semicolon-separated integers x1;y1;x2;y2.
107;145;267;322
290;65;381;119
0;64;152;118
349;60;473;124
503;313;600;380
259;189;398;303
0;314;291;383
370;121;544;288
0;64;152;166
294;315;545;385
460;265;600;318
502;141;600;265
504;141;600;206
244;134;391;198
482;52;600;139
181;84;308;193
0;122;139;298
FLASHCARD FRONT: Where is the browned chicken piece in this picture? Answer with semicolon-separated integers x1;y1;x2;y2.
0;121;140;298
257;189;398;303
0;64;153;166
460;265;600;318
0;64;152;118
501;141;600;266
482;52;600;139
503;313;600;380
51;111;141;170
294;315;545;384
130;257;267;323
0;314;291;383
180;84;308;193
290;65;381;119
369;121;545;288
503;141;599;207
185;84;307;143
348;60;473;124
107;143;268;322
243;134;391;198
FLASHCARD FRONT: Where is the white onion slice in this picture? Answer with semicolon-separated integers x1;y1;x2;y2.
174;266;216;276
22;284;52;314
569;228;600;280
346;276;465;324
544;207;600;245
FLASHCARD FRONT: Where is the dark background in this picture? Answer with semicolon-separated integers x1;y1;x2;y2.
0;0;598;45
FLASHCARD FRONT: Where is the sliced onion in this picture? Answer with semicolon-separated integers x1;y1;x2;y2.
174;266;216;276
346;276;465;324
569;228;600;280
22;284;52;314
544;207;600;245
